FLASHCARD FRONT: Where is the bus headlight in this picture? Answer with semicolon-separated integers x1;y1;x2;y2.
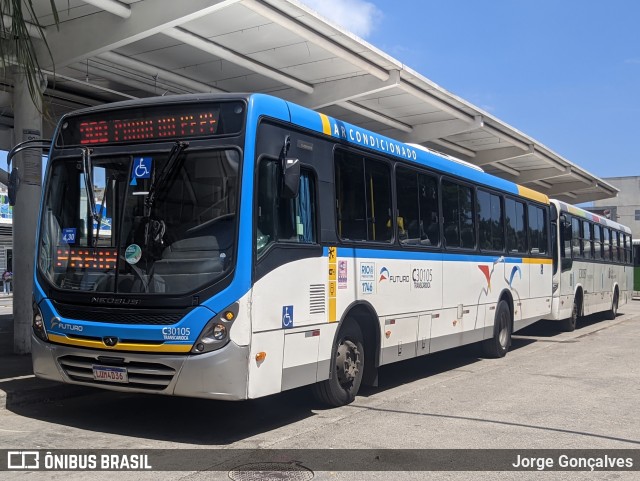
191;302;239;354
32;301;48;342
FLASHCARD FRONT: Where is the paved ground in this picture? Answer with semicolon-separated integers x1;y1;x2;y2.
0;298;639;480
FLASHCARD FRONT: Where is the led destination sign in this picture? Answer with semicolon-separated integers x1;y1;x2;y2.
58;101;245;146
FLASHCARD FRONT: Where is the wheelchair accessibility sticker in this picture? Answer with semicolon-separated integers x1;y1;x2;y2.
282;305;294;329
130;157;153;185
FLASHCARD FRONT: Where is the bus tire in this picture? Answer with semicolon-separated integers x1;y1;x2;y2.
312;322;364;407
605;291;619;320
559;297;579;332
482;300;511;358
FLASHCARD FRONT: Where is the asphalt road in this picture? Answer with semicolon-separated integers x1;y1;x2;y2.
1;300;639;481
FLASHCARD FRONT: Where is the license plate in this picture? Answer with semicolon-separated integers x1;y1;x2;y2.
92;365;128;383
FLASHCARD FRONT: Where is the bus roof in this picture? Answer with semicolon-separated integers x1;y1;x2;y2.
551;199;632;234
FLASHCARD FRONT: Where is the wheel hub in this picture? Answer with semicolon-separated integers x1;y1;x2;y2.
336;339;361;387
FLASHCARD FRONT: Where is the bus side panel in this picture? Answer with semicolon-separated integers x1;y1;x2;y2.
249;256;327;397
556;259;575;320
521;259;552;327
356;253;442;364
435;258;494;352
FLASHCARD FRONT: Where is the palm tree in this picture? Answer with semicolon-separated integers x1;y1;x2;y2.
0;0;58;107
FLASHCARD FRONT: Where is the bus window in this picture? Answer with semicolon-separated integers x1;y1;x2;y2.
396;167;439;247
593;225;602;260
335;151;391;243
256;159;316;255
571;218;581;258
528;205;548;255
603;228;611;260
478;190;504;252
624;235;632;264
561;216;572;258
582;221;593;260
505;198;527;253
442;180;475;249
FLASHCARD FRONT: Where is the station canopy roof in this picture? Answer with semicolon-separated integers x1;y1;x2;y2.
2;0;617;203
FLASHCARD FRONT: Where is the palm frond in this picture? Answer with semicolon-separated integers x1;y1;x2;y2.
0;0;59;113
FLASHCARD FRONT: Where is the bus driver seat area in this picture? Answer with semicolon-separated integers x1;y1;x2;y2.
150;235;225;293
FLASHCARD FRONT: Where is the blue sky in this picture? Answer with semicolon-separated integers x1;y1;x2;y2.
302;0;640;179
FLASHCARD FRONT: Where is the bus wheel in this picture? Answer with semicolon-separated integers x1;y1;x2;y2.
605;291;619;320
312;322;364;407
559;298;579;332
482;300;511;358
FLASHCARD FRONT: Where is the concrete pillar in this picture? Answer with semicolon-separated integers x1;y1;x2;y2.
12;68;45;354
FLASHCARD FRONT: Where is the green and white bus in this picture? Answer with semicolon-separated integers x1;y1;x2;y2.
549;200;633;331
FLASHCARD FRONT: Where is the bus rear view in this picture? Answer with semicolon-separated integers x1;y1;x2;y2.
32;95;251;400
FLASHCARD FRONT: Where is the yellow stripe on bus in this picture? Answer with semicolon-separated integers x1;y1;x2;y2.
48;334;192;353
319;113;332;135
517;185;549;204
523;258;553;264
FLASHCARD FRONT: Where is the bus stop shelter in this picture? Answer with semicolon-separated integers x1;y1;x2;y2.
0;0;619;353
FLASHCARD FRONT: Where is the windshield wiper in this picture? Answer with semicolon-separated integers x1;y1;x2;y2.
80;147;99;231
144;140;189;217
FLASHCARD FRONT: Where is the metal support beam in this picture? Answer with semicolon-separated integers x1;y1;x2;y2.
490;162;520;177
45;70;137;100
483;124;531;152
40;0;241;68
532;179;552;190
514;166;572;184
282;71;400;109
559;192;578;199
81;0;131;18
337;101;412;133
399;82;474;123
428;138;476;158
68;63;187;96
243;0;390;82
545;181;597;197
473;146;535;166
399;116;483;143
162;27;313;94
98;51;223;93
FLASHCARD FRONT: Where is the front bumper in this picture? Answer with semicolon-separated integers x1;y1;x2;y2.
31;334;250;400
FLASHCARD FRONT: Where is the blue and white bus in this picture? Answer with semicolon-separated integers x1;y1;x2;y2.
32;93;554;406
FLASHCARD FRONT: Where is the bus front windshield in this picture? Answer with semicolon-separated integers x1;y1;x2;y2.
38;147;240;295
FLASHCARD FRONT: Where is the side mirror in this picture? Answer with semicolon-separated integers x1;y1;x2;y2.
560;214;571;229
6;138;52;206
281;157;300;199
561;257;573;272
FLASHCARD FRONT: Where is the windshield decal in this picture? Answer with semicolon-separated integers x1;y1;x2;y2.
124;244;142;265
130;156;153;185
61;228;77;244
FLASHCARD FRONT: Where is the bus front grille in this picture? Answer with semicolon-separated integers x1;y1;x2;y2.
53;302;189;325
57;354;177;391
